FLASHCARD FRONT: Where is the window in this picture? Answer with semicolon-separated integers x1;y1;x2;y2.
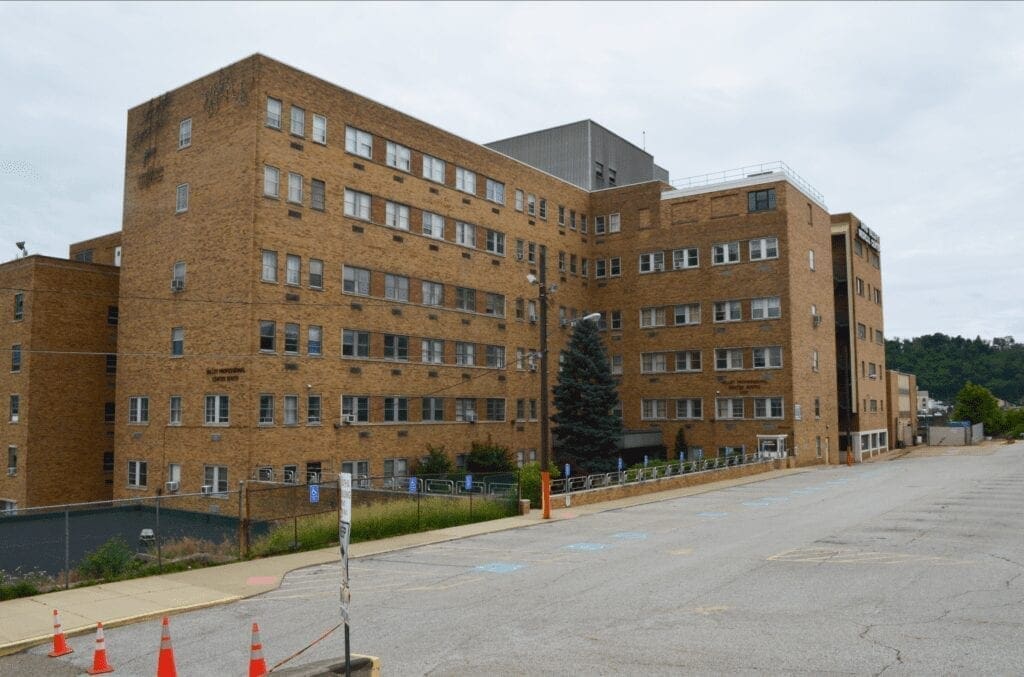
312;114;327;144
308;326;322;356
569;210;576;230
715;348;744;370
345;126;372;158
205;395;229;425
812;349;820;372
261;250;277;282
753;346;783;369
342;266;370;295
422;281;444;306
868;362;878;380
422;339;444;364
178;118;192;149
423;154;445;182
262;165;280;198
713;300;741;322
455;167;476;194
290;106;305;136
748;188;777;212
873;288;882;305
10;344;20;372
128;460;148;487
128;396;149;424
284;323;299;354
751;297;781;320
169;262;186;293
712;242;740;265
754;397;784;419
307;394;322;425
383;334;409;361
342;395;369;422
481;344;504;369
875;329;884;344
558;252;566;273
639;251;665;273
386;141;411;171
527;242;537;264
422;397;444;422
259;394;274;425
581;258;589;277
171;327;184;357
609;258;621;276
675;399;702;420
814;397;821;419
175;183;189;213
343;189;371;220
608;168;617;185
639;307;666;328
204;465;229;494
9;395;19;423
455;342;476;366
539;198;547;219
808;249;816;271
610;355;623;375
283;395;299;425
672;248;699;270
286;254;301;285
485;398;506;421
308;259;323;289
104;402;115;423
595;215;606;235
455;287;476;312
287;172;303;203
857;323;867;340
673;303;700;326
456;398;477;422
515;189;524;211
266;97;282;128
607;213;620;233
259;320;276;352
716;398;744;419
595;259;606;278
557;206;565;226
13;293;24;321
486;178;505;204
484;293;505;317
384;274;410;302
749;237;779;260
485;229;505;255
383;397;408;423
855;277;865;296
342;330;369;358
106;354;117;374
675;351;701;372
640;353;668;373
642;399;668;420
527;194;536;215
107;305;119;325
385;201;410;230
422;212;444;239
455;221;476;248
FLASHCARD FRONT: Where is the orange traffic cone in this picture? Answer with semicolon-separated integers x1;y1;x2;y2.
156;617;176;677
248;622;268;677
87;622;114;674
48;609;73;657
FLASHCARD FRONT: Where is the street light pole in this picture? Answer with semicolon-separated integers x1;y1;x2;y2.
538;245;550;475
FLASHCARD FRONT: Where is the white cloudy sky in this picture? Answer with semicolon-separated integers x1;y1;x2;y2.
1;2;1022;340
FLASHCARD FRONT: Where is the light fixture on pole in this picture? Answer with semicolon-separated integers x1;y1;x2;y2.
528;248;554;518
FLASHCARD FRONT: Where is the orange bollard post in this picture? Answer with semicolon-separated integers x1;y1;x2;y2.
156;617;177;677
248;622;268;677
541;471;551;519
87;622;114;674
48;609;74;657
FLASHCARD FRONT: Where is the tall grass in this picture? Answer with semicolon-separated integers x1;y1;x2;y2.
250;495;515;558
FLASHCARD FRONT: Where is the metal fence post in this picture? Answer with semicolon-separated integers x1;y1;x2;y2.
155;495;162;573
64;506;70;590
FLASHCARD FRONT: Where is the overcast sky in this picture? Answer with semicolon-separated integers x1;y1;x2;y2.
1;2;1022;341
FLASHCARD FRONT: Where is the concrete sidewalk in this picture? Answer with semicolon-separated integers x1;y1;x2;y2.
0;466;808;656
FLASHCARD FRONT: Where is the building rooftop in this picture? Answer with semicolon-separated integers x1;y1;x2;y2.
665;161;827;210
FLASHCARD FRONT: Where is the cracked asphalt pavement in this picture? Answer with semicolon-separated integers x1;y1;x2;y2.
17;442;1024;675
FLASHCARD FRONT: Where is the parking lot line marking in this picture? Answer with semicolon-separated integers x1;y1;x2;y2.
565;542;609;551
697;511;729;518
612;531;648;540
474;562;524;574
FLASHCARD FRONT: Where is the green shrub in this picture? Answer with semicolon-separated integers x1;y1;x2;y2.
77;537;141;581
0;579;39;601
415;444;454;476
466;437;514;473
518;463;562;508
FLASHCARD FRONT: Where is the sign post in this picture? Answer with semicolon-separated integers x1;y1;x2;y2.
338;473;352;677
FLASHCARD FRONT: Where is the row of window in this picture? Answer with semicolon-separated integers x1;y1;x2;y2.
636;237;782;273
853;277;883;305
128;459;230;493
856;323;885;345
640;396;788;421
638;297;781;328
639;346;784;373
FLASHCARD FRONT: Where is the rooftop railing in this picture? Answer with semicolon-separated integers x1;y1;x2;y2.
670;161;826;207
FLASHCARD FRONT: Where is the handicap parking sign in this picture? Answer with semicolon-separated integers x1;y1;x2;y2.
309;483;320;504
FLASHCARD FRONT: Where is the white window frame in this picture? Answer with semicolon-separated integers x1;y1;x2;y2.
638;251;665;273
641;399;668;420
455;221;476;248
345;126;373;158
673;303;700;326
287;172;303;204
639;307;666;328
309;259;323;289
422;339;444;364
754;397;785;419
128;460;148;487
640;352;668;374
422;154;445;183
343;189;371;220
263;165;280;198
674;350;701;372
485;229;505;255
290;105;305;137
261;250;278;283
675;398;703;420
204;465;229;495
205;394;230;426
342;266;370;296
712;242;740;265
175;183;189;213
266;97;282;129
455;167;476;194
422;211;444;239
286;254;301;285
308;325;322;356
384;274;410;302
514;189;524;211
386;141;412;172
715;398;745;419
751;296;782;320
713;300;741;323
128;396;149;424
385;201;411;230
715;348;744;371
422;280;444;306
749;237;779;261
312;114;327;144
672;247;699;270
178;118;192;149
342;330;369;358
753;346;783;369
608;213;621;233
485;178;505;204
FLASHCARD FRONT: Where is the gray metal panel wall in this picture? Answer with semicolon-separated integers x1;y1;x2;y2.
588;123;660;189
486;122;593;190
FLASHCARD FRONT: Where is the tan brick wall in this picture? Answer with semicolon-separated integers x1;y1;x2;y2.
69;232;121;266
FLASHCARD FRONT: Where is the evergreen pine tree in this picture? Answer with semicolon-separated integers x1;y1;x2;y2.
551;318;622;472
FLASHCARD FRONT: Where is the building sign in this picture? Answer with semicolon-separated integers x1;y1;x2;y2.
857;223;881;251
206;367;245;382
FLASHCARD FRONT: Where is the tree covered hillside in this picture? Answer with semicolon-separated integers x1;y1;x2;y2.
885;334;1024;404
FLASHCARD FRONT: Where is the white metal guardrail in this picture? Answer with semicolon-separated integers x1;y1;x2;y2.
549;454;772;495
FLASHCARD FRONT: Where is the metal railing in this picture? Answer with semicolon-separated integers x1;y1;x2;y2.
669;161;826;207
549;454;772;495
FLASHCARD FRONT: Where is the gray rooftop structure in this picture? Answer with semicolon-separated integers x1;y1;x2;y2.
486;120;669;191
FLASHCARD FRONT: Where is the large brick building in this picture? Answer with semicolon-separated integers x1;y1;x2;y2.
3;54;891;508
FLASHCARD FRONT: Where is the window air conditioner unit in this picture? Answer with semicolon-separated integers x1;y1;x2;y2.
6;468;16;476
812;314;822;327
308;473;321;484
528;314;538;323
283;470;296;483
165;481;179;492
200;484;213;494
171;279;185;292
464;412;476;423
342;414;356;424
515;253;524;261
560;319;569;326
